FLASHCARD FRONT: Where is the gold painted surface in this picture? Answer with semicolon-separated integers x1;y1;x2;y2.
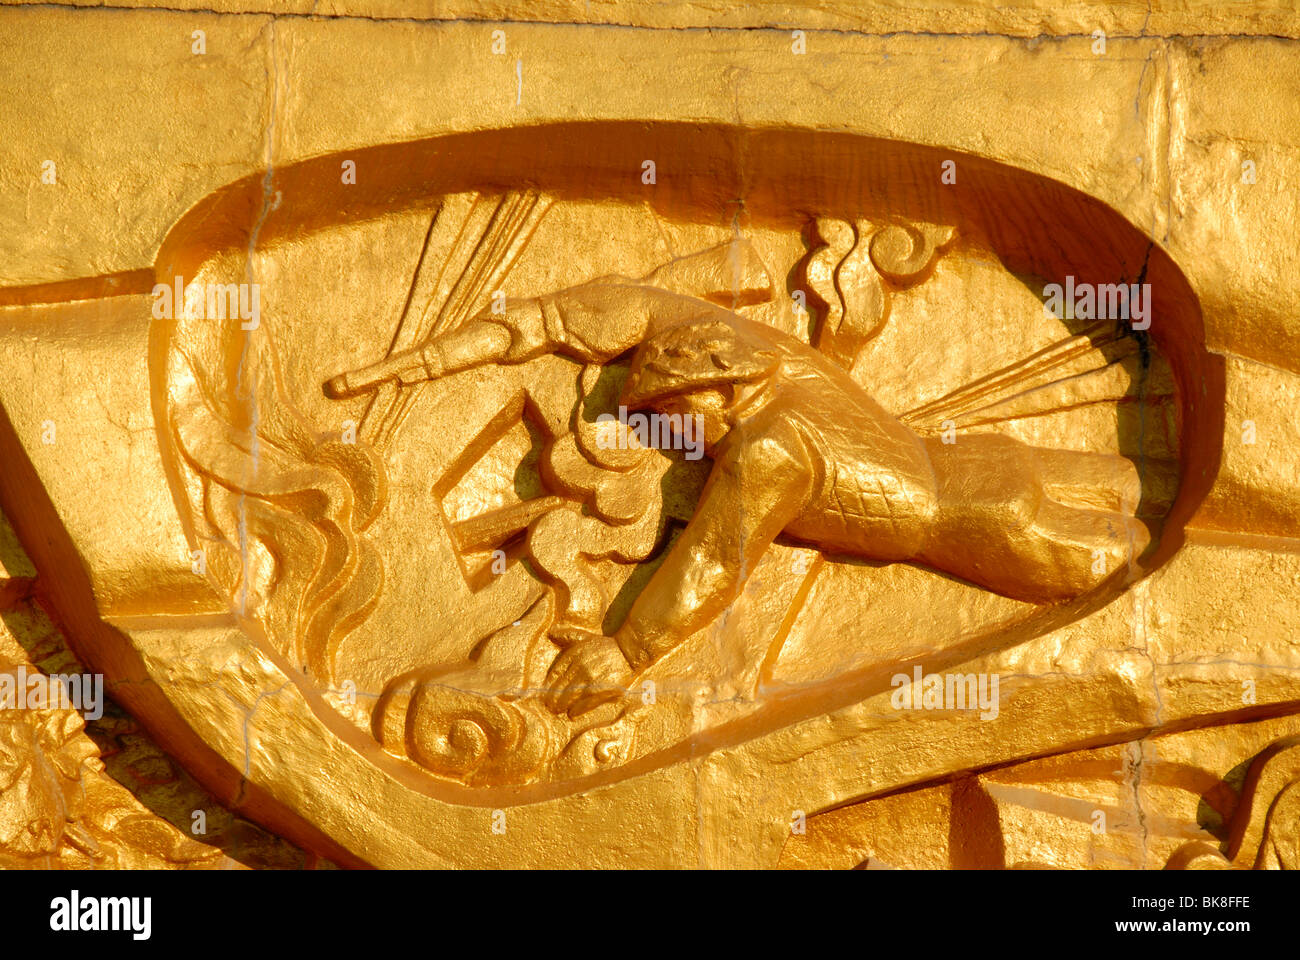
0;594;331;868
0;1;1297;869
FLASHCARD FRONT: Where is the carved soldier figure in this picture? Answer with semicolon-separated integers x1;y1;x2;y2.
328;247;1149;717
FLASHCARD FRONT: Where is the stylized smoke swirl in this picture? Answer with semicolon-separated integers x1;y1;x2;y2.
375;674;553;787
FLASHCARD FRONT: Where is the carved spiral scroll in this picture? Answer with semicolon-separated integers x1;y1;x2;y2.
375;672;554;787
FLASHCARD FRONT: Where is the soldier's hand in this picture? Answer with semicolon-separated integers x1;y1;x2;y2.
544;631;632;718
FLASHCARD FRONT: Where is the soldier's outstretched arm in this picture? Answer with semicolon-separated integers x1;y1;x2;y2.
326;240;772;399
325;302;543;399
612;422;814;673
326;282;730;399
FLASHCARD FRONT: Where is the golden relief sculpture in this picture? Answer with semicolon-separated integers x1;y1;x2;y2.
1;2;1299;871
314;224;1150;785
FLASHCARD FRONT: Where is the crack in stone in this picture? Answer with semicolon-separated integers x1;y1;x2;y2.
1124;739;1151;866
234;16;278;617
239;678;292;782
4;4;1298;43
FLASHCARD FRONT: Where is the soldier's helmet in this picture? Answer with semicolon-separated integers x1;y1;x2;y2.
620;316;781;410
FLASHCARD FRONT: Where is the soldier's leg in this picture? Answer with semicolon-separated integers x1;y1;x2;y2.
1030;497;1150;591
918;434;1148;603
1031;446;1142;514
